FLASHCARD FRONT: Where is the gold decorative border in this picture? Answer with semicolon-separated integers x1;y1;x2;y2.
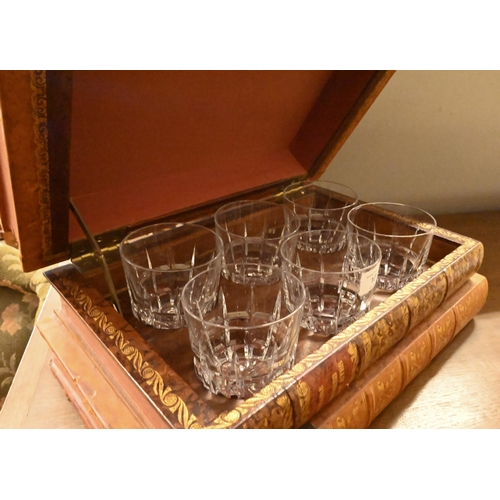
208;340;355;429
55;228;482;429
66;281;201;429
30;70;52;259
208;376;295;429
209;232;483;429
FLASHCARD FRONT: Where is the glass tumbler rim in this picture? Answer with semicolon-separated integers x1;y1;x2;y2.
280;229;382;276
181;264;306;330
214;199;301;239
119;222;223;273
282;179;359;208
347;201;437;238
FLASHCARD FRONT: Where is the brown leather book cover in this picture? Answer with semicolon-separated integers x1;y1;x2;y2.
39;274;487;429
307;273;488;429
39;312;156;429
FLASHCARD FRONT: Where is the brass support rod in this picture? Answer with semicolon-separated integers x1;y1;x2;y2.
69;199;123;315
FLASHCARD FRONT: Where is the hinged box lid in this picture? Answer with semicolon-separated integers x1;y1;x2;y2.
0;70;393;271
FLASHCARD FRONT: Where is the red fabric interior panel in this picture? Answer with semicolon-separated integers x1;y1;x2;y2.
68;70;332;240
69;149;305;239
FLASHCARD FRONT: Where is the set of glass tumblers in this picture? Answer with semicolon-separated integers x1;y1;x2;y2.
119;180;436;399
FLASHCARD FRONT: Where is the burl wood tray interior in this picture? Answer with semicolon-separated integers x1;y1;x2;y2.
43;206;483;429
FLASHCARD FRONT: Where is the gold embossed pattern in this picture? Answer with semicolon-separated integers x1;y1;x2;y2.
46;225;483;429
208;375;295;429
309;274;487;429
217;235;483;429
427;230;483;297
286;341;354;426
29;70;52;259
66;280;201;429
401;271;448;330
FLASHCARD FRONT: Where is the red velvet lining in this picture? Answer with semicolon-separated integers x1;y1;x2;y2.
68;70;333;240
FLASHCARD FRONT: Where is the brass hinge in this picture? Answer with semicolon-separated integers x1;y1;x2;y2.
70;227;128;273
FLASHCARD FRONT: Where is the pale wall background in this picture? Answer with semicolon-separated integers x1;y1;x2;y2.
321;70;500;215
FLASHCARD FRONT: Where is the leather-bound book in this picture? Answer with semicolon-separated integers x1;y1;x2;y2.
37;274;487;429
307;273;488;429
2;70;486;429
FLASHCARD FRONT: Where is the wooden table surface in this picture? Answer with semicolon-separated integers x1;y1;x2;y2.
1;211;499;429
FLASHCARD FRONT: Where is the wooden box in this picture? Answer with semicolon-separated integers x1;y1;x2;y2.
0;70;484;428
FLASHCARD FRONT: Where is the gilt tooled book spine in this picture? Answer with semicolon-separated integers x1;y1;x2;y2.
40;274;486;429
281;238;483;429
307;273;488;429
228;273;477;429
